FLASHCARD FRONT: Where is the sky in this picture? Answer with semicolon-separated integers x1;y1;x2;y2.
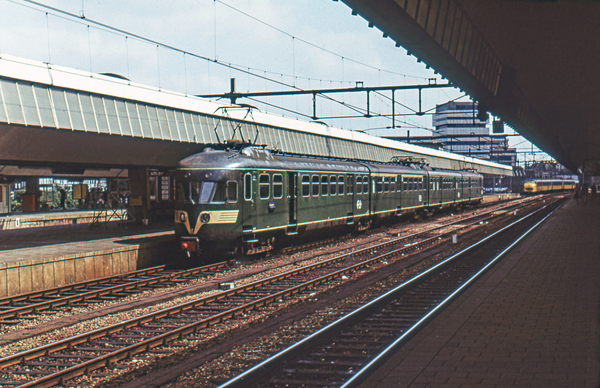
0;0;549;165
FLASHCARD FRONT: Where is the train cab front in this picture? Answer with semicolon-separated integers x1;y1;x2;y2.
523;180;537;194
175;169;241;258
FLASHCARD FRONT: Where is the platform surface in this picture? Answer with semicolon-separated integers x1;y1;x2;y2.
360;197;600;388
0;214;173;263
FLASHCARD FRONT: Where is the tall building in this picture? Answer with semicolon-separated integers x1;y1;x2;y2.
432;101;488;137
385;101;517;166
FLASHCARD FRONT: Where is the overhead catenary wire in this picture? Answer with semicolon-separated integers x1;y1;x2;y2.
10;0;420;122
7;0;462;133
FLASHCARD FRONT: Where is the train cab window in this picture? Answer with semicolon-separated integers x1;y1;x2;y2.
321;175;329;196
273;174;283;199
312;175;319;196
356;176;363;194
347;175;354;195
376;177;383;193
302;175;310;197
226;181;238;203
338;175;345;195
259;174;270;200
193;181;226;203
330;175;337;195
384;177;389;193
244;173;252;201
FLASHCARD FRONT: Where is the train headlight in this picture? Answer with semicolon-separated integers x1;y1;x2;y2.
200;213;211;223
179;212;187;223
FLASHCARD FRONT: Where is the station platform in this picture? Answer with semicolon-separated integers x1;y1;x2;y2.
360;197;600;388
0;217;175;297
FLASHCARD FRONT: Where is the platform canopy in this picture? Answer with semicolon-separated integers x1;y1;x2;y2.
340;0;600;175
0;55;511;176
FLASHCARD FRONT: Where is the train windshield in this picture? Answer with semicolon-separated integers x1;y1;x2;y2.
183;181;226;204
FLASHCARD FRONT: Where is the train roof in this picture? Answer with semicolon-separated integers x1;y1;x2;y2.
179;147;422;174
524;178;577;182
179;147;483;177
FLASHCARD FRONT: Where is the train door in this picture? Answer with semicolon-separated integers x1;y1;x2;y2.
345;174;355;224
287;172;298;234
396;175;402;214
421;175;428;206
241;171;257;233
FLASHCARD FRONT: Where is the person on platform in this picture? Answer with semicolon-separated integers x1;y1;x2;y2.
59;187;67;210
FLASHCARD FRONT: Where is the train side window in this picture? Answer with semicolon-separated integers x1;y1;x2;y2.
356;176;363;194
403;177;408;192
312;175;320;196
408;178;413;191
390;177;396;192
418;177;423;191
397;175;402;192
273;174;283;199
226;181;238;203
244;173;252;201
338;175;345;195
376;177;383;193
383;177;389;192
302;175;310;197
259;174;270;199
321;175;329;196
363;175;369;194
330;175;337;195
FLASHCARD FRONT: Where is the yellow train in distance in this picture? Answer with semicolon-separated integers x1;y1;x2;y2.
523;179;577;194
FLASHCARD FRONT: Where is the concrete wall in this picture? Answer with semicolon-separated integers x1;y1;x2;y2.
0;236;173;297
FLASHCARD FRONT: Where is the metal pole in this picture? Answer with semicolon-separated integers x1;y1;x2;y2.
392;89;395;128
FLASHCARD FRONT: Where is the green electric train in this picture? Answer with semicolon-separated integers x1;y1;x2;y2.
175;145;484;257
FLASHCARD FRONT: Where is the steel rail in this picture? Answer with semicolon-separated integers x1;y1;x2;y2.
0;262;229;322
341;200;563;387
0;266;166;307
217;198;563;388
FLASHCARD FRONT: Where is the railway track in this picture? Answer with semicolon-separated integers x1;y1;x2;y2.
0;263;230;325
217;197;565;387
0;196;548;387
0;196;531;329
